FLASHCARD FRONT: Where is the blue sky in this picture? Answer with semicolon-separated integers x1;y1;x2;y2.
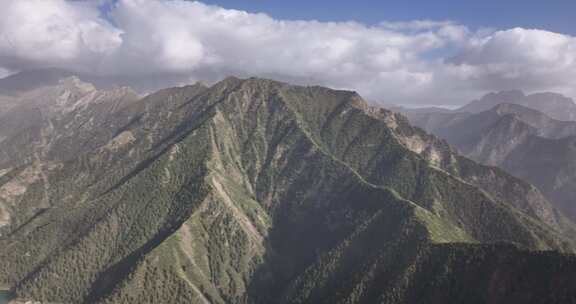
197;0;575;35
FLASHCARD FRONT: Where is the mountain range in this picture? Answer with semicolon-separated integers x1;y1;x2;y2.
404;91;576;222
0;68;195;97
0;75;576;303
459;90;576;121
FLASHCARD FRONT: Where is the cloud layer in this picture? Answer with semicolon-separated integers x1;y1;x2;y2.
1;0;575;105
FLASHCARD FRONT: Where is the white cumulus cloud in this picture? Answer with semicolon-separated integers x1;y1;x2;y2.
1;0;575;105
0;0;121;70
449;28;576;95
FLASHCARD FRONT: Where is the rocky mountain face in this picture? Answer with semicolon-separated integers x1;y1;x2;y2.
1;77;576;304
405;101;576;222
0;76;140;168
458;90;576;121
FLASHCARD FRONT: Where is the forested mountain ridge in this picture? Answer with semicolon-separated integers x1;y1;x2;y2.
0;77;576;303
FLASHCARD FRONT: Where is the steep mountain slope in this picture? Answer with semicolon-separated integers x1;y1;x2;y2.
0;77;576;304
0;76;140;168
459;90;576;121
503;135;576;222
404;103;576;221
487;103;576;138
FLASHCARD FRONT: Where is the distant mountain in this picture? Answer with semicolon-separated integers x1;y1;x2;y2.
0;76;139;170
1;78;576;303
458;90;576;121
0;68;77;95
488;103;576;138
385;104;455;114
405;102;576;221
0;68;194;96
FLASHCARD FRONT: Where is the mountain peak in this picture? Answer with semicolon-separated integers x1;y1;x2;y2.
490;102;532;115
485;89;526;100
459;89;576;121
58;76;96;93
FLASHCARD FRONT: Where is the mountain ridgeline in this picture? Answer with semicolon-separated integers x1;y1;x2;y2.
405;94;576;222
459;90;576;121
0;77;576;303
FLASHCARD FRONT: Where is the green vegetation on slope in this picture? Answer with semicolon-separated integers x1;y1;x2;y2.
0;77;575;303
